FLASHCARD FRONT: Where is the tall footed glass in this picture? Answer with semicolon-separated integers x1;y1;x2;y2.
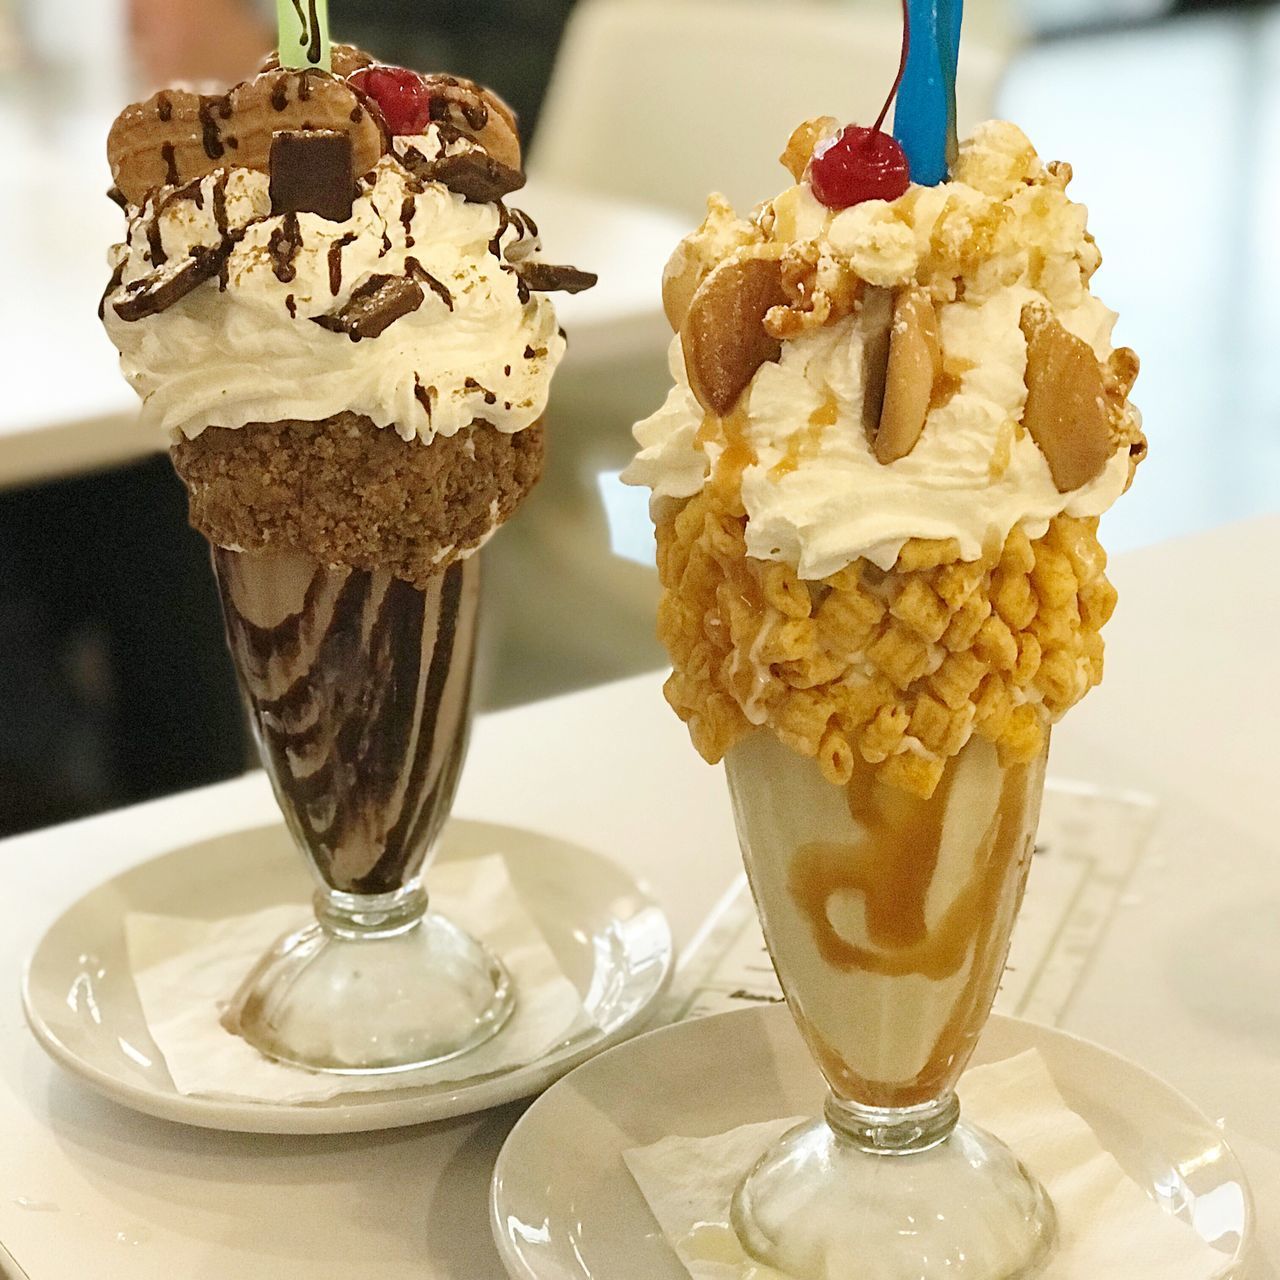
211;547;513;1074
724;730;1056;1278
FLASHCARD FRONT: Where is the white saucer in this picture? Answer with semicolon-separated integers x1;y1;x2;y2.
21;819;673;1134
491;1005;1253;1279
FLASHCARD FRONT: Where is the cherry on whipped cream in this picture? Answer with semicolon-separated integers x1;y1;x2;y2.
349;66;433;136
808;126;911;209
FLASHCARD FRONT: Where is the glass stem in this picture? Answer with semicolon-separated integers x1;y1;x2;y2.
823;1090;960;1156
314;880;429;940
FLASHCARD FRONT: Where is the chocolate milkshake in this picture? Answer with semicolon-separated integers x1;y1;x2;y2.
214;550;479;896
101;45;593;1072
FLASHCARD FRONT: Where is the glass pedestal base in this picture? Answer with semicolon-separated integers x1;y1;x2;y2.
222;883;515;1074
731;1096;1056;1280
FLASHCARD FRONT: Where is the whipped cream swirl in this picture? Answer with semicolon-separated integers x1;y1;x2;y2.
625;121;1139;577
103;133;563;444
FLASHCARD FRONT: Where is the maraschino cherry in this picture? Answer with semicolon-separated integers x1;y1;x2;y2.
809;127;910;208
349;65;433;136
807;1;912;209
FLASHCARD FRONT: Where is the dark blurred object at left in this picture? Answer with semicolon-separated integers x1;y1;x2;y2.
0;459;247;837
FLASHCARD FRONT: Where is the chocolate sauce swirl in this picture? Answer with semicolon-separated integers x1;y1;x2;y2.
214;550;479;894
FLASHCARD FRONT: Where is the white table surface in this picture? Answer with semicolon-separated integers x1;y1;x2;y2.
1;516;1278;1279
0;89;687;491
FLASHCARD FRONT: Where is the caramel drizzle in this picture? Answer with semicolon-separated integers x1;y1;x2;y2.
784;752;1038;1107
771;395;837;479
697;404;755;496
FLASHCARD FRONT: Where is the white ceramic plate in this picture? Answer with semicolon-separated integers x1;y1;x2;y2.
21;820;673;1134
491;1005;1253;1279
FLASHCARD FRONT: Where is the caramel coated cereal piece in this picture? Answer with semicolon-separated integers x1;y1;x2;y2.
974;674;1013;736
890;577;951;644
1030;544;1077;609
1078;576;1118;630
929;650;987;710
1019;304;1114;492
681;257;788;415
998;704;1044;766
896;537;962;572
974;615;1018;671
818;726;857;786
874;287;942;464
880;751;945;799
942;594;991;651
1036;649;1084;711
1012;633;1042;687
780;116;841;182
993;568;1037;632
867;623;933;688
815;587;885;652
860;704;911;764
932;559;985;610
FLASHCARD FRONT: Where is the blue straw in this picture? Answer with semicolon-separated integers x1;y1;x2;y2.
893;0;964;186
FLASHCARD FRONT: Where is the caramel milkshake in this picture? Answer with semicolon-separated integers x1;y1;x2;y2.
626;117;1143;1271
100;46;593;1072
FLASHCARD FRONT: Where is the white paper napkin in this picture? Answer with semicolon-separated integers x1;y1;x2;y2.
624;1050;1226;1279
126;854;592;1102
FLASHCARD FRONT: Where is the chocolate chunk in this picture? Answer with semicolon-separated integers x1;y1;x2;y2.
312;273;425;340
112;241;234;321
516;261;598;294
269;130;355;222
400;147;525;203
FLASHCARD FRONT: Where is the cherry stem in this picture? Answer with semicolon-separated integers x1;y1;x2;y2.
873;0;911;136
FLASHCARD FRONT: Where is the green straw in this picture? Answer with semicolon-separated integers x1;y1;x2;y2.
276;0;331;71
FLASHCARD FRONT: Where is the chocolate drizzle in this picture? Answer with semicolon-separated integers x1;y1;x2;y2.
213;552;478;894
157;93;173;123
161;142;179;186
268;212;303;283
327;232;357;295
145;218;167;267
414;376;434;421
197;94;231;160
305;0;323;63
464;377;498;406
400;194;416;247
406;256;453;311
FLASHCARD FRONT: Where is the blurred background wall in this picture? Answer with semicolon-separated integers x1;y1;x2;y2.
0;0;1276;836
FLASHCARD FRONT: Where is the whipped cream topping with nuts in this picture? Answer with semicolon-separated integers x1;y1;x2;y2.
625;121;1143;577
103;145;563;444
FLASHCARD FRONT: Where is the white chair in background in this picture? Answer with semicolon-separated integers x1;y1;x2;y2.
531;0;1013;217
488;0;1015;707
